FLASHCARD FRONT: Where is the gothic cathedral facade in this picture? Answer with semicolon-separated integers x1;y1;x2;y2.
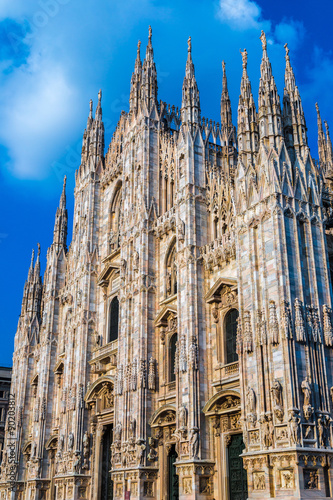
2;28;333;500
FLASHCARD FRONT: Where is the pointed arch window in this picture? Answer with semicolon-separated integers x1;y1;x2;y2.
225;308;239;364
166;244;177;297
109;297;119;343
109;185;122;251
169;333;177;383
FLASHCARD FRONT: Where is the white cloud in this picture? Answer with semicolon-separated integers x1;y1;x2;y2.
0;55;79;178
216;0;262;29
0;0;168;179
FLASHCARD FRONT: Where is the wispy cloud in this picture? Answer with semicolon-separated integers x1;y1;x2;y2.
216;0;264;30
216;0;305;51
0;0;168;179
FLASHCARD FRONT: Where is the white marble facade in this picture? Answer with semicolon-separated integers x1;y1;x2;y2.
1;28;333;500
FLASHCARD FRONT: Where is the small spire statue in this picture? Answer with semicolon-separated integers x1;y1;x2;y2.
148;25;152;43
137;40;141;55
188;36;192;53
98;89;102;102
260;30;267;50
240;48;248;68
284;42;290;59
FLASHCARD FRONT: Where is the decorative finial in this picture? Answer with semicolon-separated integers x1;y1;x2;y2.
325;120;329;133
30;249;35;266
240;48;248;68
315;102;319;112
188;36;192;53
37;243;41;256
98;89;102;102
260;30;267;50
284;42;290;59
148;25;152;42
222;60;225;72
137;40;141;53
89;99;93;113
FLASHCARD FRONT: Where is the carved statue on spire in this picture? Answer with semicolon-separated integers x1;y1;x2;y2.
260;30;267;50
240;48;248;68
284;42;290;59
148;25;152;42
187;36;192;53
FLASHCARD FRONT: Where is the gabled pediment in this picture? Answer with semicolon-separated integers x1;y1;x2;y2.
155;305;177;327
97;251;121;287
205;277;237;304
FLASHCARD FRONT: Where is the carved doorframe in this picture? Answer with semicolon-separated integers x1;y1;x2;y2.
203;390;242;500
85;377;115;500
150;405;177;499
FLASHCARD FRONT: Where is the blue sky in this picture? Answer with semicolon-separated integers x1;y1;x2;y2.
0;0;333;365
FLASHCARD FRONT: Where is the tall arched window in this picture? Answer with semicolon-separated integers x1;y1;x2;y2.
109;185;122;251
169;333;177;383
225;309;239;364
166;244;177;297
109;297;119;343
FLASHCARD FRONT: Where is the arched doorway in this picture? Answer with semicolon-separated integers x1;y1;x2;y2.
227;434;247;500
168;444;179;500
203;391;248;499
100;425;113;500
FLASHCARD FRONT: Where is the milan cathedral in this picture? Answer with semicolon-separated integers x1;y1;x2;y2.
2;27;333;500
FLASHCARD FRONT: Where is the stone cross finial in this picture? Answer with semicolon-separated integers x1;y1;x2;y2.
260;30;267;50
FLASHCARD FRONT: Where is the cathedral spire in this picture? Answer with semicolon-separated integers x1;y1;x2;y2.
95;90;102;121
141;26;158;112
53;176;68;250
34;243;41;281
21;245;43;320
316;102;327;169
87;99;93;129
221;61;235;145
237;48;258;166
324;120;333;177
130;40;143;114
27;248;35;282
181;36;201;127
258;31;282;148
282;44;307;159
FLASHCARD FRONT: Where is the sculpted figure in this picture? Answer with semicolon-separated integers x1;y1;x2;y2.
271;380;282;408
288;411;301;445
301;378;311;406
190;427;199;459
137;443;146;466
129;417;136;440
68;432;74;450
247;387;256;414
83;431;90;456
179;405;187;430
115;422;122;443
